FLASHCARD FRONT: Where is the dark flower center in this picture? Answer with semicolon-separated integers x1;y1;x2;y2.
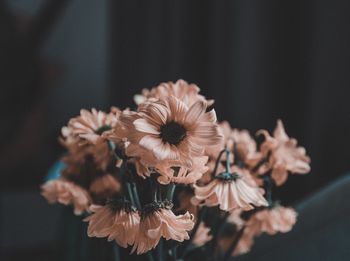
106;198;136;213
160;121;187;145
95;125;112;135
215;172;241;182
141;200;173;219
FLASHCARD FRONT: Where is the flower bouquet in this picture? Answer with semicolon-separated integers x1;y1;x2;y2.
41;80;311;261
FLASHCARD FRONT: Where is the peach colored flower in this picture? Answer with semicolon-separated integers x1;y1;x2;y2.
192;222;213;247
258;120;311;186
84;200;140;248
89;174;121;196
126;96;222;169
68;107;120;144
132;201;194;254
41;179;90;215
194;166;268;211
134;79;214;107
247;206;297;236
231;129;262;167
156;156;209;185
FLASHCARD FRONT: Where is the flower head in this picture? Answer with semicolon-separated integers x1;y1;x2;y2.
89;174;121;197
68;107;120;144
258;120;311;186
132;201;194;254
84;199;140;248
194;166;268;211
134;79;214;107
247;206;297;235
41;179;90;215
125;96;222;171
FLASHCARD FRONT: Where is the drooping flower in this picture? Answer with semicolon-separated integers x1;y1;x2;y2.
125;96;222;170
84;199;140;248
132;201;194;254
194;166;268;211
246;206;297;235
41;179;90;215
258;120;311;186
192;222;213;247
227;209;245;229
156;156;209;185
68;107;120;144
134;79;214;107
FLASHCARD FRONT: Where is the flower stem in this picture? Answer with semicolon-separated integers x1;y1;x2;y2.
126;183;136;207
166;183;176;201
212;149;226;175
223;226;246;261
131;182;142;209
113;244;121;261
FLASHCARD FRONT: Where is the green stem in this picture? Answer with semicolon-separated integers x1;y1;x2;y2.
223;226;246;261
166;183;176;201
126;183;136;207
131;182;142;209
147;251;155;261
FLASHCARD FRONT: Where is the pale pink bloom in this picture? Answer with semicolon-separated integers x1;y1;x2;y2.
156;156;209;185
231;129;262;167
68;108;120;144
194;166;268;211
134;79;214;107
258;120;311;186
41;179;90;215
84;201;140;248
125;96;222;169
192;222;213;247
175;189;198;217
132;202;194;254
247;206;297;236
89;174;121;195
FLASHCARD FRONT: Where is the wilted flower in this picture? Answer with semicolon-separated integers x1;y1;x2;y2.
41;179;90;215
156;156;209;185
132;201;194;254
192;222;213;247
258;120;311;186
68;108;120;144
84;199;140;248
194;166;268;211
247;206;297;235
125;96;222;169
227;209;245;229
134;79;214;107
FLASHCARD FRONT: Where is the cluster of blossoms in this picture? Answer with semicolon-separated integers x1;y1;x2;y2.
41;79;311;260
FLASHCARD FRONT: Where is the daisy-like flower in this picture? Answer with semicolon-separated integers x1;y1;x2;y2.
84;199;140;248
192;222;213;247
258;120;311;186
205;121;234;159
68;107;121;144
126;96;222;169
41;179;90;215
156;156;209;185
132;201;194;255
193;166;268;211
247;206;297;236
134;79;214;107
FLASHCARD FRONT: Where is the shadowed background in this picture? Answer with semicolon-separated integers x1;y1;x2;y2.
1;0;350;260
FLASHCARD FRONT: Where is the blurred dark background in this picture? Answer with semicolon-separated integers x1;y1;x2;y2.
1;0;350;260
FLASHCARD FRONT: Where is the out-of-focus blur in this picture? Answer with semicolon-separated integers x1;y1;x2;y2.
1;0;350;260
